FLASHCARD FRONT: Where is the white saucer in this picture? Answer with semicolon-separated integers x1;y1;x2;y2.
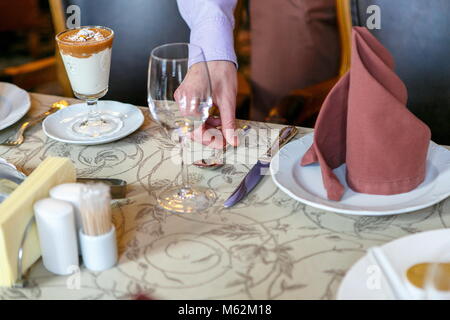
337;229;450;300
43;100;144;145
0;82;30;131
270;133;450;216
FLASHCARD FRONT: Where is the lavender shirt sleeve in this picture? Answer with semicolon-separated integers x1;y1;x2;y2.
176;0;238;66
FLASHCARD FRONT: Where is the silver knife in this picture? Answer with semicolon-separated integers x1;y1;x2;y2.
1;171;128;200
223;126;298;208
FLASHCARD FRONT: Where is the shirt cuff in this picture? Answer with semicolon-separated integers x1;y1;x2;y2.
190;16;238;67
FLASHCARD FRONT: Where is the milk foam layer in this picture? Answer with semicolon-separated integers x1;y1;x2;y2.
61;48;112;96
67;28;106;42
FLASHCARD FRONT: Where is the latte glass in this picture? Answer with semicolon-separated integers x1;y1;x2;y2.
56;26;122;138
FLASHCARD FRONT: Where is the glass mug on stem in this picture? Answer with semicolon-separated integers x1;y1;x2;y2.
147;43;216;214
56;26;122;138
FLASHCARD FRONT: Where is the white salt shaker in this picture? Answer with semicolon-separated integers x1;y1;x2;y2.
34;198;79;275
50;183;85;255
49;183;84;230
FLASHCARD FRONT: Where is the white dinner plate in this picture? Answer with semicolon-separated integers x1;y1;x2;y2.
270;133;450;216
337;229;450;300
43;100;144;145
0;82;31;130
0;157;27;203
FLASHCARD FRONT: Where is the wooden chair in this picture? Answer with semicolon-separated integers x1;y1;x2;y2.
266;0;352;127
1;57;58;92
0;0;64;94
48;0;75;97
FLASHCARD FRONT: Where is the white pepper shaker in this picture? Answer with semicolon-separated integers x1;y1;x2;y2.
34;198;79;275
49;183;84;230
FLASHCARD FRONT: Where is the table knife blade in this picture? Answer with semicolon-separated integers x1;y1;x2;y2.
8;172;128;200
223;160;270;208
223;126;298;208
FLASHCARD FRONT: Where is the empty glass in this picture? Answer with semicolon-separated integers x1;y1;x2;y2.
147;43;216;213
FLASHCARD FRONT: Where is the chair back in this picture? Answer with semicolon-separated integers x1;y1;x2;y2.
57;0;190;106
351;0;450;144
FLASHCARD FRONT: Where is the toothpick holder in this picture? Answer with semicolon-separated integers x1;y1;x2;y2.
79;226;117;272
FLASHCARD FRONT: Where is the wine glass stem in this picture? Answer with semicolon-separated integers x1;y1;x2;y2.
179;134;191;196
86;98;101;122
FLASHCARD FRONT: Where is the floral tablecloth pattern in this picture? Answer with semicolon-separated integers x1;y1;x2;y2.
0;93;448;300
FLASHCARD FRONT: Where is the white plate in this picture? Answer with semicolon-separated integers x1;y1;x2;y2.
337;229;450;300
270;133;450;216
43;100;144;145
0;82;30;130
0;157;27;203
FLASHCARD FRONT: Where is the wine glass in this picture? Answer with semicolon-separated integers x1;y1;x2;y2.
56;26;122;138
147;43;216;213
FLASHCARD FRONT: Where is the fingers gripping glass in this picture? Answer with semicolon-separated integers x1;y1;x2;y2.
147;43;216;213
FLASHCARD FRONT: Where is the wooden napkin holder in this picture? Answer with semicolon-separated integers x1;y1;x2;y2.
0;157;76;287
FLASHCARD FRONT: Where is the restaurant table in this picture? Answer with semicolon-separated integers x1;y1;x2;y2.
0;93;449;300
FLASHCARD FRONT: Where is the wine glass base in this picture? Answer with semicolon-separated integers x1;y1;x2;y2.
71;114;123;138
157;186;217;214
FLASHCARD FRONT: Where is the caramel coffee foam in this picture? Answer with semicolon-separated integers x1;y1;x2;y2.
57;27;114;58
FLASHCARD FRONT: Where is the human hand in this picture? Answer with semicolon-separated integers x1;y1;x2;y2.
175;60;238;149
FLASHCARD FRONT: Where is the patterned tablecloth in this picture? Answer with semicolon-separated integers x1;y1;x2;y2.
0;93;449;300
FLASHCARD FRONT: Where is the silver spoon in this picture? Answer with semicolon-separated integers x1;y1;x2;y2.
193;125;251;169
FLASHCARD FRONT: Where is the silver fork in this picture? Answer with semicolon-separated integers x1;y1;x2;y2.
1;100;69;146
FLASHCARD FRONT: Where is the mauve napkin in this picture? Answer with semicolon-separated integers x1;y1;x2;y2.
301;27;431;201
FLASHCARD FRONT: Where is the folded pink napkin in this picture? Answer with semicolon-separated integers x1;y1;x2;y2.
301;27;431;201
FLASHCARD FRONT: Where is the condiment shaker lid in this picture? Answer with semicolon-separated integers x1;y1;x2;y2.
50;183;84;203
